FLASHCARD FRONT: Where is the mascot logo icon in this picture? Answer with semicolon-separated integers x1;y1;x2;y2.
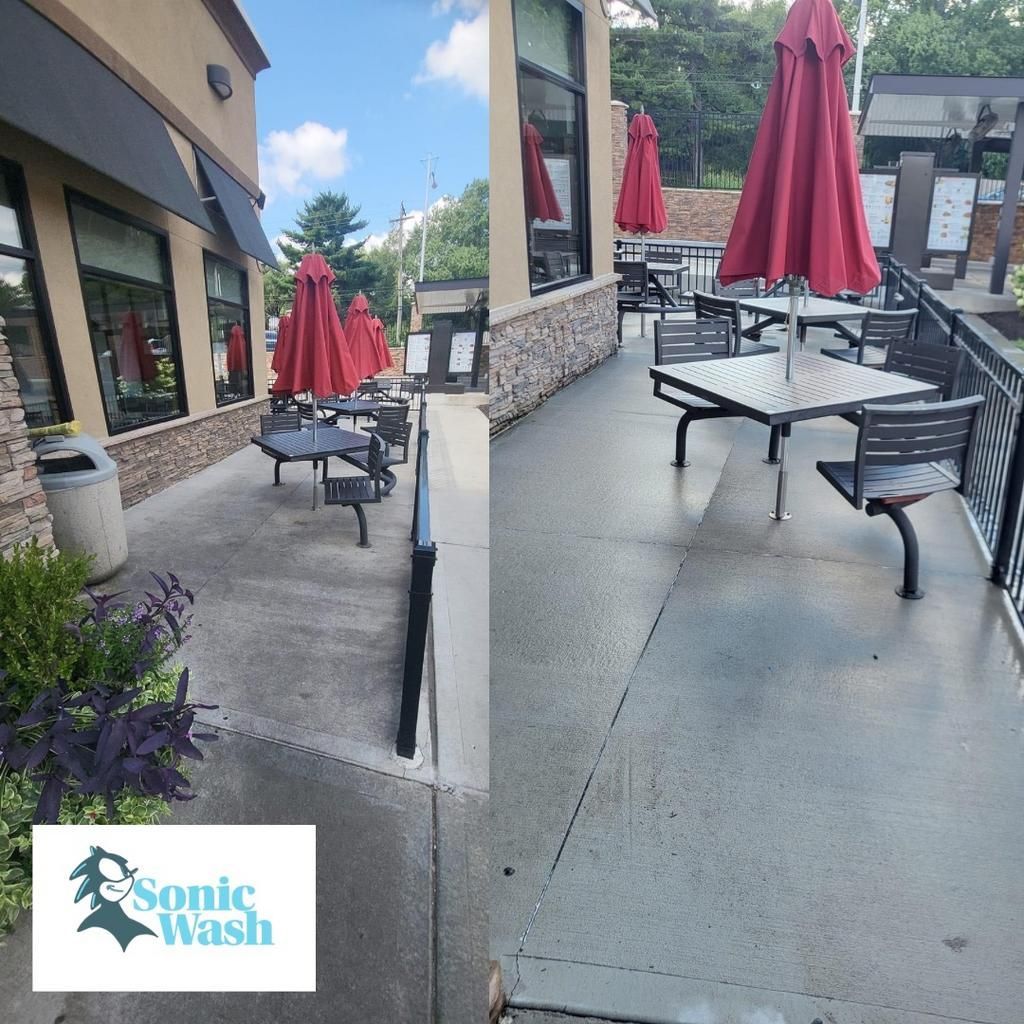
70;846;156;951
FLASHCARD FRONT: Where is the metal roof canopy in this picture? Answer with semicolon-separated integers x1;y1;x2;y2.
859;75;1024;293
414;278;488;316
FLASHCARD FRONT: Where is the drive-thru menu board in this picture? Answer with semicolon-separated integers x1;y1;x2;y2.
859;171;898;249
404;332;431;375
449;332;476;373
927;174;978;253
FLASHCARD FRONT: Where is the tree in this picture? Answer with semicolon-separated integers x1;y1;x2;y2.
261;191;379;318
365;179;489;347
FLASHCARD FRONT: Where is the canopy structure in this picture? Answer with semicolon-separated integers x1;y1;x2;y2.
414;278;488;316
0;0;214;231
859;74;1024;294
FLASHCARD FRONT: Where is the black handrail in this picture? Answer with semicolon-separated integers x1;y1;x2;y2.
396;395;437;760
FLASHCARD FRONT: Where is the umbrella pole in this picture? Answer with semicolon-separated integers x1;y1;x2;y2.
785;274;799;383
312;394;318;511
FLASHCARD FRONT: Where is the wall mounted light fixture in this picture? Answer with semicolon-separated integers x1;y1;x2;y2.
207;64;233;101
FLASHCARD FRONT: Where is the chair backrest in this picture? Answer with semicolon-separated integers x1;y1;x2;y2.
714;278;760;298
366;433;384;498
883;339;965;400
260;411;300;434
542;251;566;279
375;404;410;430
614;260;649;299
853;395;985;506
692;291;741;348
862;308;917;348
654;318;733;364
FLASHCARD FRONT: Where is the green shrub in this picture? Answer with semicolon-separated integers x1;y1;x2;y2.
1012;264;1024;314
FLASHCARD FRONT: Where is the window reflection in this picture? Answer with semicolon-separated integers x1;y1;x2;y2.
205;255;252;405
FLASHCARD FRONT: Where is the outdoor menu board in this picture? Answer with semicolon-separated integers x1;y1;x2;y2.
534;158;572;230
927;174;978;253
449;332;476;373
404;332;431;375
859;171;898;249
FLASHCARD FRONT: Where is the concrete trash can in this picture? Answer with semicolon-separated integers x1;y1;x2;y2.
36;433;127;583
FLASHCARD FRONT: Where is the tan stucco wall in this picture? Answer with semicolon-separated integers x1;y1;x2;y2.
491;0;613;311
31;0;260;185
0;123;265;441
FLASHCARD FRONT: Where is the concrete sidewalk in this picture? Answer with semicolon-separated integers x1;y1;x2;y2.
1;396;488;1023
492;315;1024;1024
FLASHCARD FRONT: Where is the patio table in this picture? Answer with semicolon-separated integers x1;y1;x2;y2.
317;398;382;432
649;351;939;520
737;295;869;347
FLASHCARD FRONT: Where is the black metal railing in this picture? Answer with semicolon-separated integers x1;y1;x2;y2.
652;111;761;191
880;258;1024;619
614;238;726;295
396;396;437;759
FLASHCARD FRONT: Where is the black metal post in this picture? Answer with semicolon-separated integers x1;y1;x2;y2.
396;540;437;759
991;408;1024;586
990;102;1024;295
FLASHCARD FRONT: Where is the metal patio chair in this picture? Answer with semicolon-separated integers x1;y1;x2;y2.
817;395;984;599
260;411;302;486
693;290;778;357
820;308;917;367
324;433;384;547
713;277;761;298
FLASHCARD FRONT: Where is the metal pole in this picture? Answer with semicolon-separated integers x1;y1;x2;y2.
785;274;799;382
418;154;434;282
396;205;405;344
311;395;318;511
851;0;869;114
990;101;1024;294
769;423;792;521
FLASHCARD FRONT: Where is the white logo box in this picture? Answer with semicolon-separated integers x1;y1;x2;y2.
32;824;316;992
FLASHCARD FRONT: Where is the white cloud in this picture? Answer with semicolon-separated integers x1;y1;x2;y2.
415;7;488;102
362;233;389;252
431;0;485;13
258;122;350;204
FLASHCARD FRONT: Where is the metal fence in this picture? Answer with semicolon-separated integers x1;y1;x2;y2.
653;111;760;191
882;258;1024;619
396;396;437;759
614;238;726;295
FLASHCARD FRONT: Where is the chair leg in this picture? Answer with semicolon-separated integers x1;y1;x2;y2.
352;503;370;547
617;310;625;347
867;501;923;599
274;459;283;486
764;425;781;464
673;412;693;467
322;458;329;484
381;469;397;496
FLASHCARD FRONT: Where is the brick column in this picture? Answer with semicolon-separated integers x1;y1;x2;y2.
0;316;53;553
611;100;629;232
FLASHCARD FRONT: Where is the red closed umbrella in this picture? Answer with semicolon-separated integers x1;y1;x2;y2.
614;112;668;252
270;313;291;379
718;0;879;307
343;294;387;379
115;311;156;383
226;323;248;373
522;123;563;223
370;316;394;370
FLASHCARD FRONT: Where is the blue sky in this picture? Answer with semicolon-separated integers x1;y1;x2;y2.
243;0;488;252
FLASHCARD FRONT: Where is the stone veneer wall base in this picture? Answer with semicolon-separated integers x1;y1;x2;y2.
490;279;617;435
0;317;54;554
105;398;271;508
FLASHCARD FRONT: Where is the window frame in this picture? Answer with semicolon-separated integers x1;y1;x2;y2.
512;0;593;297
203;249;254;407
0;157;71;425
65;188;188;435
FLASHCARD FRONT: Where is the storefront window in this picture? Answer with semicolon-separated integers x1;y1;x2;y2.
69;196;185;433
0;161;67;427
514;0;590;293
204;254;253;405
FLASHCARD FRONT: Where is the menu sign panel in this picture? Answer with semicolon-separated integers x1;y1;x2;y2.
404;332;431;375
859;171;898;249
449;332;476;373
534;158;572;230
927;175;977;253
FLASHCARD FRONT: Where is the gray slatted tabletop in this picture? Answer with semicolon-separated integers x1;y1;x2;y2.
251;426;369;461
737;295;868;343
649;352;939;520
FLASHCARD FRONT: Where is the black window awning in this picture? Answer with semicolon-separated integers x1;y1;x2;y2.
0;0;213;232
196;149;277;267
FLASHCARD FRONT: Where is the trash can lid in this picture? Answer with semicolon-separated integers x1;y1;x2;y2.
35;433;118;491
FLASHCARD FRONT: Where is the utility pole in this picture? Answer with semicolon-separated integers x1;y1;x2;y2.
391;202;415;344
851;0;869;114
418;154;438;282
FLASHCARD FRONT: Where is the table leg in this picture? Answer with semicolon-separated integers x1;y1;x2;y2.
799;324;807;350
768;423;792;521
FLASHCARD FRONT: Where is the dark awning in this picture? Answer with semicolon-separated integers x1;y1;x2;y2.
0;0;213;231
195;149;277;267
414;277;488;316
